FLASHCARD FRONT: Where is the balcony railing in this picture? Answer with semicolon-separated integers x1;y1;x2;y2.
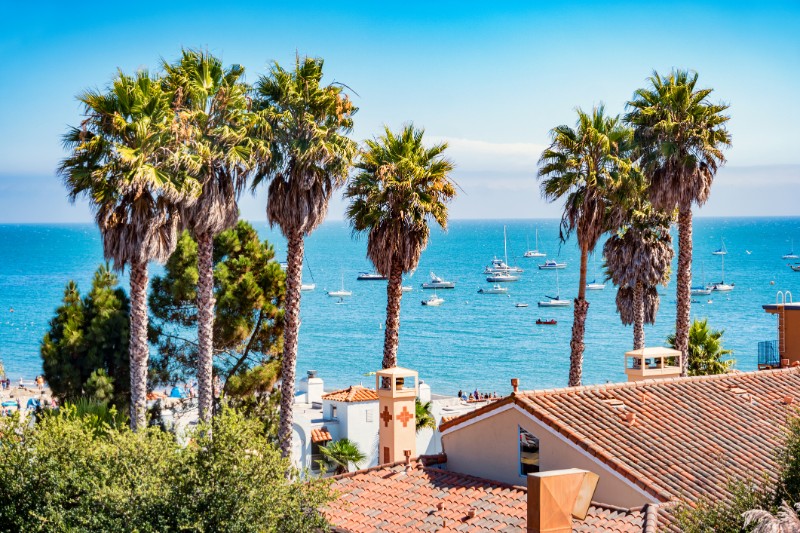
758;340;780;369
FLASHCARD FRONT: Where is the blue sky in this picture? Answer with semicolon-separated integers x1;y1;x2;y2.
1;1;798;221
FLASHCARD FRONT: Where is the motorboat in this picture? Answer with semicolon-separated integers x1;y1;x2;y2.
421;293;444;306
300;283;316;291
783;240;799;259
515;303;529;308
691;262;712;295
538;270;570;307
539;259;566;270
791;264;800;272
711;238;727;256
536;319;557;325
484;226;524;273
357;272;388;281
708;253;734;292
327;274;353;298
422;272;455;289
401;285;413;292
523;229;546;258
486;272;519;282
478;284;508;294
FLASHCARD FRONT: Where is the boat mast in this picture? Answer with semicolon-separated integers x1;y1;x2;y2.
504;225;508;265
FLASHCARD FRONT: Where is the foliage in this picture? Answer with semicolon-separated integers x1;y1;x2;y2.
415;398;436;434
775;415;800;505
83;368;116;405
0;407;332;532
224;364;282;439
667;318;734;376
149;221;285;386
41;265;130;407
743;501;800;532
674;475;774;533
319;438;366;475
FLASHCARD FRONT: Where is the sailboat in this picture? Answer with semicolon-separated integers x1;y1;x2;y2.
327;273;353;298
585;254;605;290
300;255;316;291
484;226;524;273
691;262;712;296
538;270;571;307
711;238;727;256
523;228;547;258
707;253;734;292
782;239;799;260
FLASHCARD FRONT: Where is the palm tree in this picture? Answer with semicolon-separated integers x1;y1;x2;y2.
415;398;436;434
319;438;366;475
538;106;633;386
667;318;734;376
345;125;455;371
743;501;800;532
253;57;357;459
604;192;674;349
162;50;269;422
625;70;731;376
59;70;200;429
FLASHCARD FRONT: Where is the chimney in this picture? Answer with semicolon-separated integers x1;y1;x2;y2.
511;378;520;393
307;370;324;406
527;469;599;533
418;379;431;404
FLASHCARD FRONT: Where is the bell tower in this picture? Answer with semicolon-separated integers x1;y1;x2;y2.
375;367;417;464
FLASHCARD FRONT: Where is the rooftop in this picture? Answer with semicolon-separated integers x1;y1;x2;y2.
322;386;379;403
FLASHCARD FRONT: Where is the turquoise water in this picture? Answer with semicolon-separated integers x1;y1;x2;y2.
1;218;799;395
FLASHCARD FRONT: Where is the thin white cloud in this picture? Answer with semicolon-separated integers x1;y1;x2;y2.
427;136;546;174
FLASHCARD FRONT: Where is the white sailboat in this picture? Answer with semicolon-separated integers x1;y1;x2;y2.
401;285;413;292
538;270;571;307
300;255;316;291
523;228;547;258
782;239;799;260
327;273;353;298
691;262;712;296
708;254;734;292
484;226;524;273
711;238;727;256
585;254;605;290
478;284;509;294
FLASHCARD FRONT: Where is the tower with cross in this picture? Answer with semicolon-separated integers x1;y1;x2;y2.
375;367;418;464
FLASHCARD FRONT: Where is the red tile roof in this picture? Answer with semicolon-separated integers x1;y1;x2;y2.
440;368;800;504
311;427;332;443
322;386;379;403
326;459;655;532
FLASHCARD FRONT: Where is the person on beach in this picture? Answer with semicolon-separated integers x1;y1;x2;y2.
36;375;43;390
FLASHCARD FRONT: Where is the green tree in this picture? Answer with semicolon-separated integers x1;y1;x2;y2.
346;125;456;372
319;438;366;475
162;50;270;422
149;221;285;409
538;106;633;386
41;265;130;407
667;318;734;376
253;56;358;459
415;398;436;434
59;70;200;429
625;70;731;376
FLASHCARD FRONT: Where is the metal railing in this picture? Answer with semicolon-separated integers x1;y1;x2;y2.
758;340;780;368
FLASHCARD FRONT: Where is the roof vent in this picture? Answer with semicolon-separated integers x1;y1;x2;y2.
603;398;626;410
784;395;794;405
729;387;748;396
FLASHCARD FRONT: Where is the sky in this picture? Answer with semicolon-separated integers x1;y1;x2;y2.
0;0;798;222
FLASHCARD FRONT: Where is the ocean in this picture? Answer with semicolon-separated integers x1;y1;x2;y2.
1;218;798;396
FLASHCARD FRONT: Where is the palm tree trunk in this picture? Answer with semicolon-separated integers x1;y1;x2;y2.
196;231;215;422
129;260;149;431
633;281;645;350
568;246;590;387
278;231;304;460
675;201;693;376
382;260;404;369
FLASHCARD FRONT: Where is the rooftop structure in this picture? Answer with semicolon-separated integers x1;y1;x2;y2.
624;347;682;382
760;291;800;369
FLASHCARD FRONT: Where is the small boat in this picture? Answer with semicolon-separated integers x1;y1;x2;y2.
422;272;455;289
421;293;444;306
536;318;557;325
708;253;734;292
279;261;288;271
539;259;567;270
523;229;547;258
357;272;388;281
478;284;508;294
300;283;316;291
515;303;529;308
711;238;727;256
538;271;570;307
691;263;712;296
790;264;800;272
327;274;353;298
585;255;604;290
783;240;799;260
484;226;524;273
300;255;317;291
401;285;413;292
486;272;519;282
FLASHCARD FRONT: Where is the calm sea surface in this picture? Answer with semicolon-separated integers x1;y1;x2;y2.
1;218;799;395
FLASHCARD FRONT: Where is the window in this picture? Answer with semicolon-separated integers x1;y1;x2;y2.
366;408;373;422
330;405;338;419
519;426;539;476
311;441;324;471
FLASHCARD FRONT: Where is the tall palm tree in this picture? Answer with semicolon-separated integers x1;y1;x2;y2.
253;57;357;459
59;70;200;429
345;125;455;371
319;438;366;475
604;200;674;349
744;501;800;533
162;50;269;422
538;106;632;386
625;69;731;375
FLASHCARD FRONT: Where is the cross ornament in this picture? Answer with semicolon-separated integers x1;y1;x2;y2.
381;406;393;427
397;405;414;427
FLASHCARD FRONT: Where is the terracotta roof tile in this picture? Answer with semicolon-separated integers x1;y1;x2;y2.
440;367;800;503
323;386;379;403
311;427;332;443
326;460;652;532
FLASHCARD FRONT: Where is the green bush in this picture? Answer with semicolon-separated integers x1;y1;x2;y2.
0;407;332;532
